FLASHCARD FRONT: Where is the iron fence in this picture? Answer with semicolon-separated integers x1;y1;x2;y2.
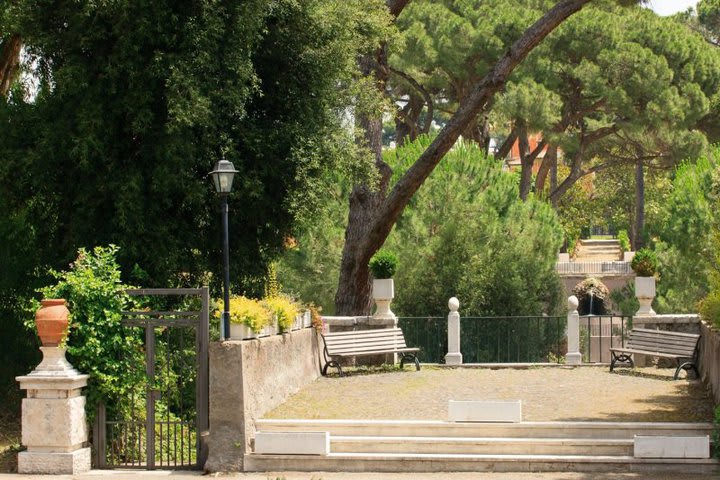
579;315;630;363
398;315;566;364
397;317;447;363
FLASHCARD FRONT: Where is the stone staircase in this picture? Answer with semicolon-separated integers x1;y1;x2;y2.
245;419;718;474
573;239;622;261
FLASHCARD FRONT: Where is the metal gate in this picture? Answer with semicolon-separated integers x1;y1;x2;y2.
93;287;209;469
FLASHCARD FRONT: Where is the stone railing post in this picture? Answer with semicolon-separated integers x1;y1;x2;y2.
445;297;462;365
566;295;582;365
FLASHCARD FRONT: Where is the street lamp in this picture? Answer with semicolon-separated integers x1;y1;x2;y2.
209;158;239;340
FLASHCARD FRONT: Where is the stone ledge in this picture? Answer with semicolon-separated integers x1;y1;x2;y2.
254;431;330;455
634;435;709;459
18;447;91;474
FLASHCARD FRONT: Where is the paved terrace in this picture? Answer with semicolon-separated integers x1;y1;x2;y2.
265;365;713;423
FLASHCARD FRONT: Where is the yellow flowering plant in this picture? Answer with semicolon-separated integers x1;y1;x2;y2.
264;295;300;333
218;296;271;333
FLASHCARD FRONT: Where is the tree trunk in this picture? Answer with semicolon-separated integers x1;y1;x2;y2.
518;127;533;200
534;144;557;196
0;34;22;98
633;159;645;250
495;126;518;161
335;0;594;314
550;150;558;207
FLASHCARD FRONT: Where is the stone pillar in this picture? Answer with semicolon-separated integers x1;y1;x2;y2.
566;296;582;365
16;346;91;474
445;297;462;365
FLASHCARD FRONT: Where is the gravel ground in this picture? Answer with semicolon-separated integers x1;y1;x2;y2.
266;365;714;422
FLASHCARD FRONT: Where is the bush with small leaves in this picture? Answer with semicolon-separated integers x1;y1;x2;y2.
631;248;658;277
369;250;399;279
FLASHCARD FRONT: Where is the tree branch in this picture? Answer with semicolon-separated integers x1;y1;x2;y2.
361;0;595;250
389;66;435;134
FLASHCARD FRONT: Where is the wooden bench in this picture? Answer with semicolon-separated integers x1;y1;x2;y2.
609;328;700;380
320;327;420;376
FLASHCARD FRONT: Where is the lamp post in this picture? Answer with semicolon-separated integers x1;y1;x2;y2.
209;159;239;340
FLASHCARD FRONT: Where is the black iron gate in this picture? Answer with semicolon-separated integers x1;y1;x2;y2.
93;287;209;469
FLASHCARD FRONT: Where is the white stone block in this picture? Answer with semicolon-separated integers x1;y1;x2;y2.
18;447;91;474
558;253;570;262
255;431;330;455
448;400;522;423
634;435;709;459
22;396;87;450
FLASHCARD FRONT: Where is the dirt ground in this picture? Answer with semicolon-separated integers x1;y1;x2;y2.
265;365;714;423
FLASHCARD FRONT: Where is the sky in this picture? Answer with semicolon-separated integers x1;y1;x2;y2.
648;0;698;16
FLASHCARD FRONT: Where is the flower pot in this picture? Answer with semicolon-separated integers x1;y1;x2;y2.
635;276;656;316
302;310;312;328
372;278;395;320
35;299;70;347
292;313;303;331
229;323;257;340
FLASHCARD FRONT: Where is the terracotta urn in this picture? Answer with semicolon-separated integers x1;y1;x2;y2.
35;299;70;346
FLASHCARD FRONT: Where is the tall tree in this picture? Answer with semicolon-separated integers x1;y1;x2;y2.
334;0;630;315
0;0;390;292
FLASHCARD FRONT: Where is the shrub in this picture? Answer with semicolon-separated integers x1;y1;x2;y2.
631;248;658;277
617;230;630;252
264;295;300;333
28;245;142;421
226;296;272;333
369;249;398;279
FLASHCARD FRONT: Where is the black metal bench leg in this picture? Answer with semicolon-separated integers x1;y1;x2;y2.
322;360;343;377
675;361;697;380
610;352;633;373
400;353;420;371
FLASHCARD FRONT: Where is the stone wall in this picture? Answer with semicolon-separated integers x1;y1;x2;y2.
204;328;321;472
632;314;701;335
699;320;720;406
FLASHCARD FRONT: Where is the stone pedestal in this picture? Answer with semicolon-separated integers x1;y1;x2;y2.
566;296;582;365
16;347;91;475
445;297;462;365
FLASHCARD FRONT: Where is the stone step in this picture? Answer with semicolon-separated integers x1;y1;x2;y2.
331;435;633;456
243;452;719;474
579;239;622;246
256;419;713;440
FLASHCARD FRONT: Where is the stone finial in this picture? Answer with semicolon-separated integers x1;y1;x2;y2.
448;297;460;312
568;295;579;311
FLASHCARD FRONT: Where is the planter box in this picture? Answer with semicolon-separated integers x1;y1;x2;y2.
635;276;656;316
634;435;709;459
229;323;257;340
302;310;312;328
372;278;394;300
448;400;522;423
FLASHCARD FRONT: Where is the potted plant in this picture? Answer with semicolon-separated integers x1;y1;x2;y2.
631;248;658;315
226;296;272;339
369;249;399;320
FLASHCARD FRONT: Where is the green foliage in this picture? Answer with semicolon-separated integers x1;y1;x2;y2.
652;153;718;313
610;282;640;316
386;137;564;317
631;248;658;277
0;0;392;297
29;246;142;421
617;230;630;252
368;250;399;279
